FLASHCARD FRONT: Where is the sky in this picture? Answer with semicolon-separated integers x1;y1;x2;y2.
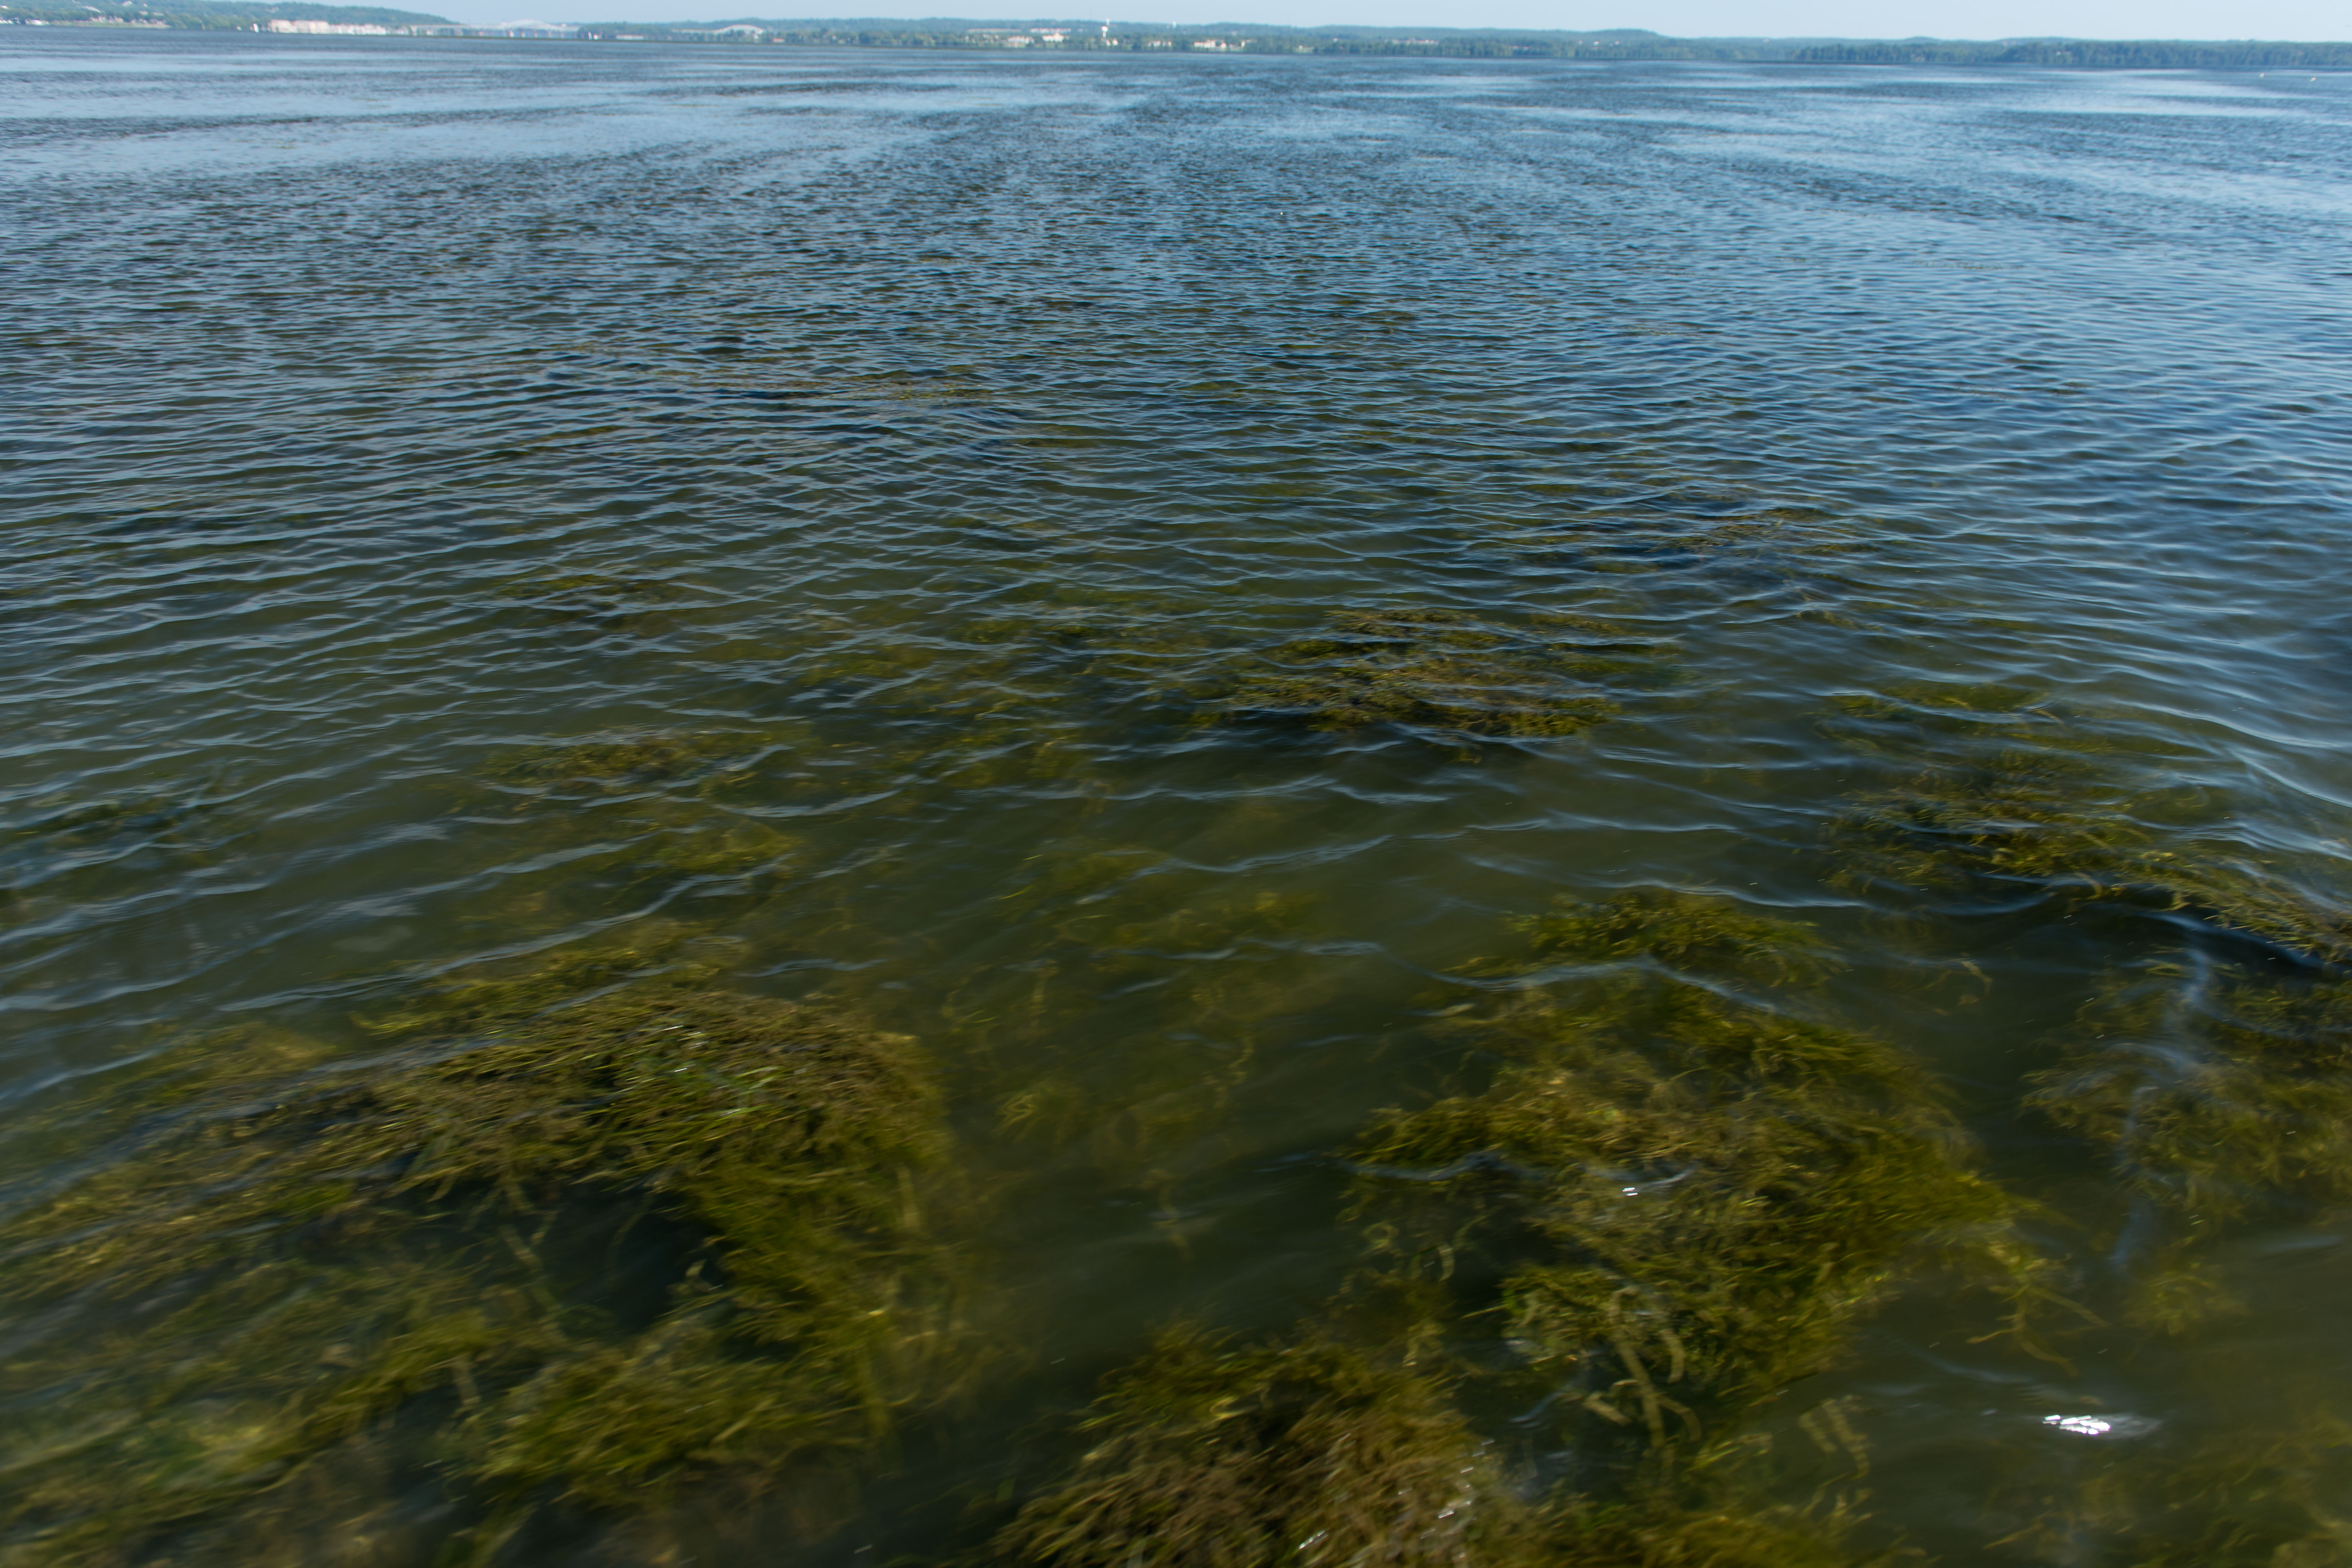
442;0;2352;42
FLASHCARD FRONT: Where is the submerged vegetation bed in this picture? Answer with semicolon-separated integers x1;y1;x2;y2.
0;959;962;1564
1824;682;2346;959
987;818;2351;1565
1208;608;1635;738
9;647;2351;1568
990;891;2066;1567
1349;891;2061;1429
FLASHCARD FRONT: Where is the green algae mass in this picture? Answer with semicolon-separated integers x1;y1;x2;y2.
1825;685;2347;960
1215;609;1623;737
1825;685;2181;898
992;892;2039;1568
993;1327;1504;1568
449;731;809;946
2023;951;2352;1336
481;728;776;795
0;971;957;1563
2033;959;2352;1226
2;781;246;936
493;572;695;615
1984;1406;2352;1566
988;1317;1878;1568
1352;890;2049;1445
958;845;1342;1183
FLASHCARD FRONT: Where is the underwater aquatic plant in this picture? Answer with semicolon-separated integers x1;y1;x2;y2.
481;728;776;795
782;599;1217;725
990;1326;1502;1568
1823;686;2170;900
1515;1496;1878;1568
1213;609;1623;738
1824;685;2348;961
1980;1404;2352;1567
990;1311;1890;1568
0;960;961;1562
989;893;2037;1568
954;843;1339;1182
2028;954;2352;1325
451;729;806;944
3;789;224;853
492;572;693;615
1;780;246;935
1506;885;1836;988
1354;890;2054;1445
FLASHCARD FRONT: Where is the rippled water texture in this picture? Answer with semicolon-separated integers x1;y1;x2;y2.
5;31;2352;1567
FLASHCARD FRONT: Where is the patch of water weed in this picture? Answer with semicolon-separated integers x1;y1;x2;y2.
989;1325;1509;1568
1680;508;1860;557
725;600;1651;774
1210;609;1626;739
786;601;1218;723
3;791;220;854
1824;684;2167;892
1352;890;2062;1448
726;601;1230;802
491;572;710;636
451;731;807;935
988;1312;1891;1567
2026;950;2352;1329
0;782;241;923
1824;684;2347;959
0;1018;355;1212
481;729;775;798
987;893;2032;1568
1493;499;1869;586
975;850;1334;1183
1982;1406;2352;1566
1515;1490;1884;1568
0;955;964;1564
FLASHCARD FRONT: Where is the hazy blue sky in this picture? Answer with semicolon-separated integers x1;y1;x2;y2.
458;0;2352;38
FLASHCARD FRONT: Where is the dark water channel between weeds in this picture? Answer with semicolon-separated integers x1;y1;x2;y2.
4;30;2352;1567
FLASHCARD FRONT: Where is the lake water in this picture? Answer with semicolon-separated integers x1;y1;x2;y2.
4;30;2351;1567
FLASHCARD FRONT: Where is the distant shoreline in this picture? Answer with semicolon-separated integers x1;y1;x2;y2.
6;6;2349;67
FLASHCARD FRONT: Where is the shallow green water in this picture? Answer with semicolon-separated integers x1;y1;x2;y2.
4;30;2352;1566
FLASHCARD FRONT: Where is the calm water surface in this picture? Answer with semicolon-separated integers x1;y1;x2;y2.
5;31;2352;1566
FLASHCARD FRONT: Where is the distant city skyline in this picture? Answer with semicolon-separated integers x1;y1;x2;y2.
428;0;2351;43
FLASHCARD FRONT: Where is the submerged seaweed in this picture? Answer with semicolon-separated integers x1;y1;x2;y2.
1518;1496;1880;1568
1825;685;2348;960
2032;958;2352;1223
1;781;245;931
1983;1405;2352;1566
2024;950;2352;1335
446;729;808;941
782;599;1216;726
940;842;1348;1187
0;962;961;1563
993;1326;1502;1568
493;572;697;618
1355;891;2056;1446
1824;686;2177;901
989;892;2039;1568
481;728;775;796
1211;609;1628;738
987;1317;1884;1568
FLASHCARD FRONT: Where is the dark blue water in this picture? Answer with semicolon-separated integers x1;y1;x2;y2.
4;30;2351;1566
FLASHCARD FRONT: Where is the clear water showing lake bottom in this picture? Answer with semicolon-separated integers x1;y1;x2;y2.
3;31;2351;1567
